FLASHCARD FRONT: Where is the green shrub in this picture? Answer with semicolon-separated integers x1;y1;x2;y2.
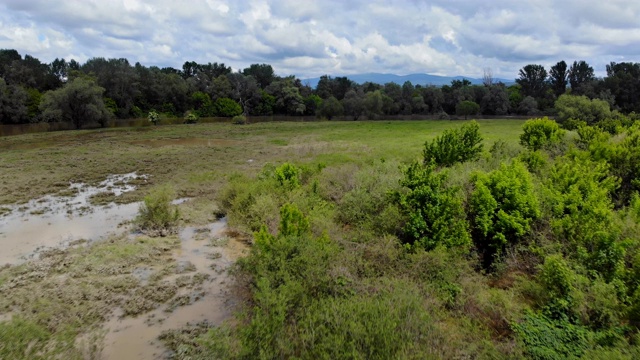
576;125;609;150
214;97;243;117
183;110;199;124
394;161;471;251
232;114;246;124
147;110;159;125
274;163;300;189
423;120;483;167
546;154;619;253
519;150;548;173
512;311;590;360
136;185;180;236
538;255;577;318
519;117;565;151
470;160;540;266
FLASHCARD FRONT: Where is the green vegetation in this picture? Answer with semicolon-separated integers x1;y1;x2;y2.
422;120;483;167
136;185;180;236
3;118;640;358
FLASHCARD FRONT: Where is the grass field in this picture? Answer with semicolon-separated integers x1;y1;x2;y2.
0;119;525;206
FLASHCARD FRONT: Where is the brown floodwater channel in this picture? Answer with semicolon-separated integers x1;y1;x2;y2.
101;221;248;360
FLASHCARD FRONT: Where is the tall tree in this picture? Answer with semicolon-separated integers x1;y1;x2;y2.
39;77;112;128
604;62;640;113
516;64;548;99
568;60;595;95
242;64;275;89
549;60;568;97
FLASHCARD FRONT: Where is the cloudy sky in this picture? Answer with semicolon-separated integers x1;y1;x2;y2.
1;0;639;80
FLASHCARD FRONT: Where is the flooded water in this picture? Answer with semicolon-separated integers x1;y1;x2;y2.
0;172;249;358
101;220;248;360
0;173;146;265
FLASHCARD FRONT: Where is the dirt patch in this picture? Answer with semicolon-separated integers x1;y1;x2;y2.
130;138;241;148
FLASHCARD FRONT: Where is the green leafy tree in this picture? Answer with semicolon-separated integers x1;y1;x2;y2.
242;63;275;89
549;60;569;97
317;96;343;119
569;60;595;95
39;77;112;128
555;94;611;125
341;89;365;120
455;100;480;119
516;64;548;99
480;84;510;115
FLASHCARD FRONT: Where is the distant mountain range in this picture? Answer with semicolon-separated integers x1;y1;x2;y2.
301;73;514;88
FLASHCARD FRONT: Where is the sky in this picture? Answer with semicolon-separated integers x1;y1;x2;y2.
1;0;639;80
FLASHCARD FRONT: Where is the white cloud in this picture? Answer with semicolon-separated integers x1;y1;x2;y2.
0;0;639;80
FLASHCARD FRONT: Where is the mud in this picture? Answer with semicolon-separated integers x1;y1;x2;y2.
101;220;248;360
130;138;240;148
0;173;146;265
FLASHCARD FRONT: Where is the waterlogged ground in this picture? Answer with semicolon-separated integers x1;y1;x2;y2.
0;173;144;264
102;221;248;360
0;172;248;359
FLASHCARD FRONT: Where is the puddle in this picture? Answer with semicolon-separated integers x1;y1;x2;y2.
0;172;147;265
130;138;239;148
101;219;249;360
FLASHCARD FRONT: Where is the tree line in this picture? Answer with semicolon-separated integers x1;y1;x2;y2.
1;48;639;127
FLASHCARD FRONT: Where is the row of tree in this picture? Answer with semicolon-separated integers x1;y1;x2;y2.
1;48;640;127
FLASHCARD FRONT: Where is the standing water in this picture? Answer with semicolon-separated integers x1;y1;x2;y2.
101;220;248;359
0;173;145;265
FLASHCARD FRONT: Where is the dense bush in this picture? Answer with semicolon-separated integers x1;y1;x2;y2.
555;94;611;125
470;160;540;266
423;120;483;167
520;117;565;151
394;161;471;251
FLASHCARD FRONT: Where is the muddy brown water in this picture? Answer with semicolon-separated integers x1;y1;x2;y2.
0;172;145;265
101;221;248;360
0;173;249;358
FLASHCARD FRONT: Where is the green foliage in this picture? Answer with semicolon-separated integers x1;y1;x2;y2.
232;114;246;124
39;77;113;128
513;312;590;360
423;120;483;167
520;117;565;151
136;185;180;236
470;160;540;265
394;161;471;251
576;125;609;149
183;110;199;124
278;203;310;238
147;110;159;125
317;95;343;119
274;163;300;189
555;94;611;125
214;97;243;117
546;154;619;252
539;255;577;318
455;100;480;119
